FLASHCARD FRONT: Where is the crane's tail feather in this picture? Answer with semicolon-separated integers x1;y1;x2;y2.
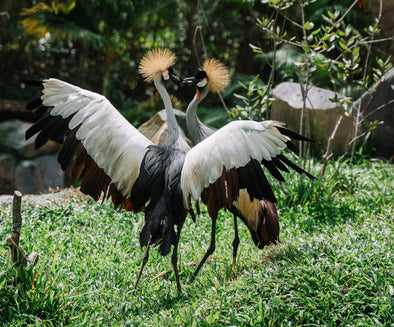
260;201;280;246
248;201;279;249
140;195;177;256
231;199;279;250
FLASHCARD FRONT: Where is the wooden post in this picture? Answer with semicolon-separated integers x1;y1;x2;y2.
6;190;39;267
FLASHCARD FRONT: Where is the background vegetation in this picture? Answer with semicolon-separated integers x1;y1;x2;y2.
1;0;392;128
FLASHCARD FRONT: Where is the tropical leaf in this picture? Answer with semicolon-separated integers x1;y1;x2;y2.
21;1;101;42
256;44;332;87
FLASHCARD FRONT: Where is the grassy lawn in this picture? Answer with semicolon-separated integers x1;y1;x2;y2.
1;159;393;326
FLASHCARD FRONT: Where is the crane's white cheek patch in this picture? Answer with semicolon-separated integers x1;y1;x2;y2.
162;70;170;80
197;78;208;87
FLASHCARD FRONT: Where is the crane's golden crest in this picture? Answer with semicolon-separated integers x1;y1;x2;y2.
202;58;230;93
139;48;176;82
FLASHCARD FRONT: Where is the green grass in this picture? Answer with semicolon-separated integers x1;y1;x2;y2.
1;159;393;326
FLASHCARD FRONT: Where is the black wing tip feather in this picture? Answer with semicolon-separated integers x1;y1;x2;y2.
285;140;298;153
277;154;317;180
276;126;315;143
20;79;44;87
25;97;43;111
22;80;47;111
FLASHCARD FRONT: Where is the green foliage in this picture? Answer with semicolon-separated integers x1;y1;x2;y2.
1;160;393;325
246;0;391;102
231;75;270;120
21;1;100;41
231;0;392;163
19;0;178;97
0;259;69;325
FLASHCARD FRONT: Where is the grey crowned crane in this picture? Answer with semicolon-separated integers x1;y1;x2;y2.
182;59;280;280
24;49;192;293
181;59;315;281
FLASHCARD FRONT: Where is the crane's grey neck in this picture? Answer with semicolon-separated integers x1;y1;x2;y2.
186;86;210;144
154;78;179;145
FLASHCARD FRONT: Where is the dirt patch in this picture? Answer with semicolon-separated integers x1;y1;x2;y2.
0;187;88;206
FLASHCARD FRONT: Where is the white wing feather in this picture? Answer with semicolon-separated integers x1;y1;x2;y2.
41;78;153;197
181;120;289;205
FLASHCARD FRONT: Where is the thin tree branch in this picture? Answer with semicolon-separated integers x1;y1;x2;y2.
321;115;343;176
351;0;382;163
193;26;204;67
361;99;394;121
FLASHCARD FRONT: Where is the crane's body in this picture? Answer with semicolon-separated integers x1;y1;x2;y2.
182;59;312;279
185;83;279;246
130;78;190;257
24;49;190;292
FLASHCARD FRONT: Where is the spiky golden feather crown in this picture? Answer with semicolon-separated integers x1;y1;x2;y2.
139;48;176;83
202;58;230;93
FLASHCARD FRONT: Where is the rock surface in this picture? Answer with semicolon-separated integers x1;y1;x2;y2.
355;67;394;158
14;155;65;195
370;0;394;62
0;120;64;195
0;120;60;158
271;82;353;156
138;108;190;146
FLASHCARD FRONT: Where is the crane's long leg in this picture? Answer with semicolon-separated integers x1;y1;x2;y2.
133;247;149;292
189;217;216;283
232;213;240;274
171;222;184;294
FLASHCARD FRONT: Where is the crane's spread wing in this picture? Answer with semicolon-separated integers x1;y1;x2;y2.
181;120;315;218
25;78;153;210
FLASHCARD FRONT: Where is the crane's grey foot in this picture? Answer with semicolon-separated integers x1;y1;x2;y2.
189;218;216;283
232;214;240;277
133;247;149;292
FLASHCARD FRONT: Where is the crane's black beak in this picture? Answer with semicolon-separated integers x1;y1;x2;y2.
182;77;198;85
167;66;181;83
170;72;181;82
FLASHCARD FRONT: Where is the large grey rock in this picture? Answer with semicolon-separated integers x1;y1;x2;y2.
14;154;64;194
0;153;65;195
138;109;190;146
0;154;16;194
355;68;394;158
0;120;64;195
138;110;169;145
371;0;394;60
0;120;60;159
272;82;353;156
